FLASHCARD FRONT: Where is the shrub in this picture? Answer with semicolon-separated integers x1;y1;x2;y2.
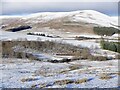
75;78;88;84
54;79;74;85
80;48;91;59
21;77;38;82
108;42;117;52
69;65;80;70
99;73;112;80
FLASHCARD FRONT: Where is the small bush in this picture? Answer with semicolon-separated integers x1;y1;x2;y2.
99;73;112;80
72;48;92;60
75;78;88;84
21;77;38;82
54;79;74;85
89;55;108;61
115;54;120;59
69;65;80;70
80;48;91;59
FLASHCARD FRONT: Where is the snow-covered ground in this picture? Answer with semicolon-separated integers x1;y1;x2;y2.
0;58;119;88
0;10;119;88
1;30;119;88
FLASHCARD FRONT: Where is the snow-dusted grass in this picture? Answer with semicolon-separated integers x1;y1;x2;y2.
0;58;119;88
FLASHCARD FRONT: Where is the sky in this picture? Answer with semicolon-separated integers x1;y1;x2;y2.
1;0;119;16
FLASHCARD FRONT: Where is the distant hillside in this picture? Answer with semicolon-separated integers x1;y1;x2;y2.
1;10;119;36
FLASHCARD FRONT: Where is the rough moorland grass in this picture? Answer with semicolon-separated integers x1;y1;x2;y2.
54;78;89;85
89;55;108;61
75;78;88;84
69;65;80;71
2;40;110;61
31;83;47;88
21;77;38;82
99;73;112;80
54;79;74;85
31;78;91;88
115;54;120;59
2;40;90;60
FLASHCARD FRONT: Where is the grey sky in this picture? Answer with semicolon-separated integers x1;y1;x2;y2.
1;0;119;16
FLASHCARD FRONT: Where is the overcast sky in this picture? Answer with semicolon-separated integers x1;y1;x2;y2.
1;0;119;16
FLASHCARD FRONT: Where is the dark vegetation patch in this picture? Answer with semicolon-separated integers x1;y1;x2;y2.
100;39;120;53
6;25;32;32
27;32;60;38
27;32;45;36
54;79;74;85
93;27;120;36
50;57;84;63
75;36;97;40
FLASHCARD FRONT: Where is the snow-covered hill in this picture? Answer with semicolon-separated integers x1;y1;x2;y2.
20;10;118;28
1;10;119;29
